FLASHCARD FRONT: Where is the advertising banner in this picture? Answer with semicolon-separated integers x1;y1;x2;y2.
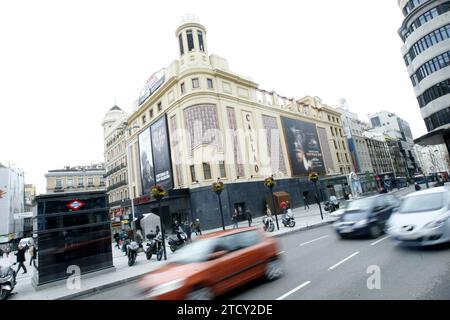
138;69;166;106
138;127;155;196
281;117;326;176
150;115;173;190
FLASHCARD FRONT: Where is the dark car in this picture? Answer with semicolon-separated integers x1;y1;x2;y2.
333;194;399;239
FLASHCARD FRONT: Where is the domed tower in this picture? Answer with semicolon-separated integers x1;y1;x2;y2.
101;104;127;138
175;14;210;72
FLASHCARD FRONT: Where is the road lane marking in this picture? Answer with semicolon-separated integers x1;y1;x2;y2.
275;281;311;300
370;235;391;246
299;235;329;246
328;251;360;271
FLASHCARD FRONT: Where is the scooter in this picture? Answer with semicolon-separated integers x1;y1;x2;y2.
281;212;296;228
168;231;187;253
324;201;339;213
145;232;163;261
263;215;275;232
127;241;140;266
0;262;17;300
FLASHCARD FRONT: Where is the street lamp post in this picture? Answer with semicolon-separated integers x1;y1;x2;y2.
152;185;167;260
264;176;280;230
309;172;323;220
212;179;226;231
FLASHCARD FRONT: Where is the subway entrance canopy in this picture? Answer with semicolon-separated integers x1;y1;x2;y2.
414;124;450;155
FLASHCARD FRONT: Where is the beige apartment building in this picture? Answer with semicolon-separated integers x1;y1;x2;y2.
45;164;105;194
116;16;354;230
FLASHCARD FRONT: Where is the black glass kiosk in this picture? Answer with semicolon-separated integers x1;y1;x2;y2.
33;191;113;286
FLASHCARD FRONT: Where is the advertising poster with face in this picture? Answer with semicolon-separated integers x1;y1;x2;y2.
281;117;326;176
138;127;155;195
150;115;173;190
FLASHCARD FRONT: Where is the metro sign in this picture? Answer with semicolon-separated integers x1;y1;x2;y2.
66;199;86;211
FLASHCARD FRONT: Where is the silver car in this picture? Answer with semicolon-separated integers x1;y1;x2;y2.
386;187;450;246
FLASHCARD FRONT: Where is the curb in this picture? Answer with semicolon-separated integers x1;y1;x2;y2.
271;220;334;238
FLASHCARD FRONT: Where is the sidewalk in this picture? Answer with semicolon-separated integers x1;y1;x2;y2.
4;185;414;300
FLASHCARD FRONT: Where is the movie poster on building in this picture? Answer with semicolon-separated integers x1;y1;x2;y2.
150;115;173;190
281;117;326;176
138;127;155;196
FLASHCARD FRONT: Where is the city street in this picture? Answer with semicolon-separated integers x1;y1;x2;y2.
79;187;450;301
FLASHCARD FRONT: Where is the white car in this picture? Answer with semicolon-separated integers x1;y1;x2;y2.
386;187;450;246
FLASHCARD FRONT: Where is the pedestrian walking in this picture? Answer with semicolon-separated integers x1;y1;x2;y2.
192;219;202;235
184;221;192;242
5;244;11;258
303;194;310;209
232;209;239;229
245;209;252;227
15;244;27;274
29;245;37;268
114;232;121;249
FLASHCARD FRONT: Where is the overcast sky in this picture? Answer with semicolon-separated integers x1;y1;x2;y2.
0;0;422;194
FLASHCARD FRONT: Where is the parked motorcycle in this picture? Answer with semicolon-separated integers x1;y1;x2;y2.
127;241;140;266
145;232;163;261
324;201;339;213
281;212;296;228
263;215;275;232
168;231;187;253
0;262;17;300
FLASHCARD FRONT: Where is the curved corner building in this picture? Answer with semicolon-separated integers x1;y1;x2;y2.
398;0;450;150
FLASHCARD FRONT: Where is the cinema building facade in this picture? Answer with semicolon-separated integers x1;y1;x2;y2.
118;17;354;230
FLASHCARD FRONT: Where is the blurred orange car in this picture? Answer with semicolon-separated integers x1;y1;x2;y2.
139;227;283;300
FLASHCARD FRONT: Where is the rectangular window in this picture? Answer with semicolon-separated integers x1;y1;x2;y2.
181;82;185;94
179;33;184;55
337;153;341;162
157;102;162;112
67;178;73;187
192;78;199;89
197;30;204;52
207;78;213;89
88;177;93;186
142;115;146;124
186;30;194;51
150;109;154;118
78;177;84;186
203;162;212;180
219;161;226;178
190;165;196;182
333;140;338;149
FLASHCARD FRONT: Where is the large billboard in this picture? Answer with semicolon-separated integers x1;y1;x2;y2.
150;115;173;190
138;127;155;196
281;117;326;176
138;69;166;106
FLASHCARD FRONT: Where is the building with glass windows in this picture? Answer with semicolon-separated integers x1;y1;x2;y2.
398;0;450;151
112;16;354;230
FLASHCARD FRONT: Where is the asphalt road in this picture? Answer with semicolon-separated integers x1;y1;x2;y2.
80;188;450;300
